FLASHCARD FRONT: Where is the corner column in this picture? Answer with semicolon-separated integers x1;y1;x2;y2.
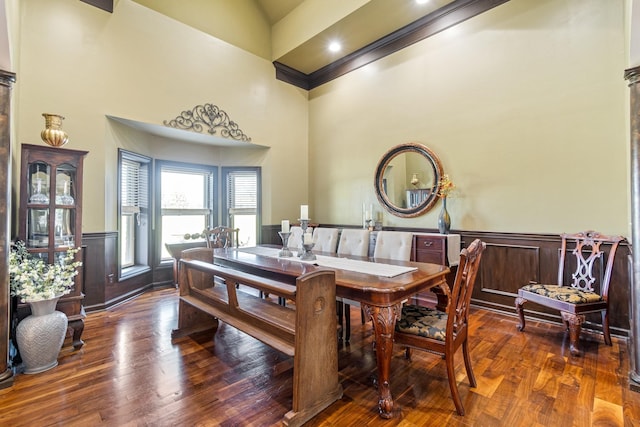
0;69;16;389
625;65;640;391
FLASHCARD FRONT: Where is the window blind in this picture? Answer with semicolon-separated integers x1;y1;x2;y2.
121;158;142;214
227;170;257;215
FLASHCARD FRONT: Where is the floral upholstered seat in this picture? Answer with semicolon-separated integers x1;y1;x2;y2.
518;283;604;304
395;305;447;341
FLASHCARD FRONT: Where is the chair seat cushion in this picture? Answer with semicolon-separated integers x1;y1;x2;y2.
520;284;604;304
395;304;447;341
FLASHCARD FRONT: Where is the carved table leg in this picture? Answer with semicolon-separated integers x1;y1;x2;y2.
362;302;401;419
515;297;527;331
69;318;85;350
561;311;584;356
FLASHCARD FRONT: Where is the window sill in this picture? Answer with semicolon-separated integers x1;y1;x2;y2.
120;265;151;281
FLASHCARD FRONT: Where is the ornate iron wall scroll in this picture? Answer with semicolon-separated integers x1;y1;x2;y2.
163;103;251;142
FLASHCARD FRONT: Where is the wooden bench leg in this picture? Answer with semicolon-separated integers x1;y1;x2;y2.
171;299;219;339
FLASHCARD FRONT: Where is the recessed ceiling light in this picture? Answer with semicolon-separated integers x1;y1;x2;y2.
328;41;341;53
416;0;429;4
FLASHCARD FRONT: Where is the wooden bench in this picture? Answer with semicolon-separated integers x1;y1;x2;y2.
171;248;343;427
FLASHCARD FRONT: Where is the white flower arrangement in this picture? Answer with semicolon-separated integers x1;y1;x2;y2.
9;241;82;302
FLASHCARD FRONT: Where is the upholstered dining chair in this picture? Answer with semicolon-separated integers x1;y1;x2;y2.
336;228;370;341
515;231;624;356
373;231;413;261
337;228;370;257
312;227;339;253
394;239;486;416
288;226;313;255
204;226;238;249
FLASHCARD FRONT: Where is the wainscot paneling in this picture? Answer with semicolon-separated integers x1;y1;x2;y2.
82;232;155;311
262;225;632;336
462;231;631;337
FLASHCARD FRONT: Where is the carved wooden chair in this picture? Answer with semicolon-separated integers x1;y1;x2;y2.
394;239;486;416
204;226;238;249
515;231;624;356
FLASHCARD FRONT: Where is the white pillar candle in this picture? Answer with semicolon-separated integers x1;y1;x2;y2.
303;232;313;245
300;205;309;220
281;220;290;233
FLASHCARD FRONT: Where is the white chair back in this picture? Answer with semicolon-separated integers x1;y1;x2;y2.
337;229;370;257
312;228;339;253
288;226;313;252
373;231;413;261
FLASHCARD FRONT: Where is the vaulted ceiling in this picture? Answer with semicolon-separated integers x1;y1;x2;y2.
255;0;457;75
258;0;507;89
120;0;509;89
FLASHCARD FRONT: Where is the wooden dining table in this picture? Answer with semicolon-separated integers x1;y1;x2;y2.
212;245;450;419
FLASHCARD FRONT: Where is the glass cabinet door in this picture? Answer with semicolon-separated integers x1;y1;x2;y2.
20;145;87;258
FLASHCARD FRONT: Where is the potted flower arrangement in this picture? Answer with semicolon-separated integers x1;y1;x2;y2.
9;241;82;374
436;174;455;234
9;240;81;302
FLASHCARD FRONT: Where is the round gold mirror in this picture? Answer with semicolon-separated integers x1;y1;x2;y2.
374;143;444;218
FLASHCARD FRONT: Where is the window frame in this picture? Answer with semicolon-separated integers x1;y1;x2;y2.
118;149;152;279
155;159;218;265
221;167;262;246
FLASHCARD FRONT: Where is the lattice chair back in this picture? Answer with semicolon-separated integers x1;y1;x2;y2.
558;231;620;299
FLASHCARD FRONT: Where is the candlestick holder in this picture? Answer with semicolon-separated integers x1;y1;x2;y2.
278;231;293;257
300;242;316;261
297;218;311;257
299;218;310;234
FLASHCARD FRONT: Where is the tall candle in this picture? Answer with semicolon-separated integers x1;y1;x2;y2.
303;232;313;245
281;220;290;233
300;205;309;220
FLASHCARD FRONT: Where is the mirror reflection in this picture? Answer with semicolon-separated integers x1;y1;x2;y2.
375;143;444;218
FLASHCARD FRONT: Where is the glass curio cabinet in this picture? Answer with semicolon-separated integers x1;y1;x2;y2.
18;143;88;349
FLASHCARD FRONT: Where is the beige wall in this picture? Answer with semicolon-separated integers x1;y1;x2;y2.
14;0;309;233
11;0;633;237
309;0;629;235
132;0;272;60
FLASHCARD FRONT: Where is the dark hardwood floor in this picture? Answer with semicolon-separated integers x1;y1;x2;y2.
1;287;639;426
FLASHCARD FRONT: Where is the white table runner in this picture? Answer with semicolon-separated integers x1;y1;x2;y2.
236;246;417;278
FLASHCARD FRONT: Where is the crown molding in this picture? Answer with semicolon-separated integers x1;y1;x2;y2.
274;0;509;90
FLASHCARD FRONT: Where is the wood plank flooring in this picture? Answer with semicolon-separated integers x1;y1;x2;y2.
1;287;639;426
